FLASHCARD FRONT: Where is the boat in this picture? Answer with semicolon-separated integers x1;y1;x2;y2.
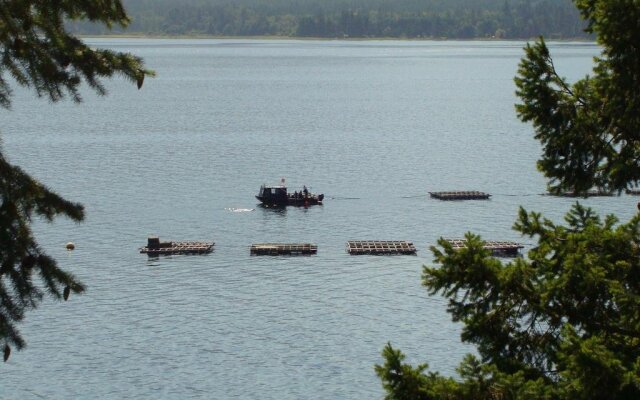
256;179;324;206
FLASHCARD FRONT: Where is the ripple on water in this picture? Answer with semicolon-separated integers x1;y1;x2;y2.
1;39;613;400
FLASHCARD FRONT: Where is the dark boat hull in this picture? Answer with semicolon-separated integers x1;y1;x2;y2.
256;194;323;207
256;183;324;206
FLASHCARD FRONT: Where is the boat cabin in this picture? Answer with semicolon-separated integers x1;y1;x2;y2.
257;184;289;205
256;182;323;206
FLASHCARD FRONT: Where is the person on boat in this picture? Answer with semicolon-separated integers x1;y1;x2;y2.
303;186;308;198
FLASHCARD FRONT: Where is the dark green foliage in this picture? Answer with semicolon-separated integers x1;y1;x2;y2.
0;0;153;359
0;0;153;108
377;0;640;398
375;343;433;400
515;1;640;194
0;156;85;351
377;205;640;399
67;0;588;39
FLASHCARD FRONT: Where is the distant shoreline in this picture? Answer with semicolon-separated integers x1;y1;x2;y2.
79;33;595;43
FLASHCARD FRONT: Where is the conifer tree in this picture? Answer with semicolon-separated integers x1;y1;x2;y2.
0;0;153;360
376;1;640;398
514;0;640;194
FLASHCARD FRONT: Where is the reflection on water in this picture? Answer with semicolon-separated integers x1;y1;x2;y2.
257;203;288;214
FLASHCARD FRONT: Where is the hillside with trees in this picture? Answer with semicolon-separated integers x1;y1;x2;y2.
67;0;589;39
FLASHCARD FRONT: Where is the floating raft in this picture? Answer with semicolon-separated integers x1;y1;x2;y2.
429;191;491;200
250;243;317;255
446;239;524;257
140;236;214;256
346;240;416;255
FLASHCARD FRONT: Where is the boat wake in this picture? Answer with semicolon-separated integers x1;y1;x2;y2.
225;207;255;213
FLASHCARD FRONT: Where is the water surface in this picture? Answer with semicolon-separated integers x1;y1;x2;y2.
2;39;627;399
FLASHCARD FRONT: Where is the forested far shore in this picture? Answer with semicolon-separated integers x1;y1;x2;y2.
67;0;591;39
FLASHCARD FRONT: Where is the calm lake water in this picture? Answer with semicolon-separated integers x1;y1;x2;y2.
1;39;632;399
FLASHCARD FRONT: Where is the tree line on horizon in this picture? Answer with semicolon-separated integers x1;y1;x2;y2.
66;0;589;39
